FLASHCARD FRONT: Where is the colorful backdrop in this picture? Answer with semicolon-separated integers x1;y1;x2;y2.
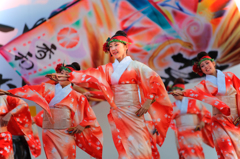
0;0;240;86
0;0;76;46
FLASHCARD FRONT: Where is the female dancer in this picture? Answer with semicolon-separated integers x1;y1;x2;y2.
172;52;240;159
0;94;41;159
2;63;103;159
169;78;214;159
57;30;173;159
48;62;104;103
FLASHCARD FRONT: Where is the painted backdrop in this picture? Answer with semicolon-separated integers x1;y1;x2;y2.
0;0;239;86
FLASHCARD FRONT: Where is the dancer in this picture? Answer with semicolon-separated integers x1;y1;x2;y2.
169;78;214;159
2;62;103;159
47;62;104;103
86;90;161;158
172;52;239;159
56;30;173;159
0;94;41;159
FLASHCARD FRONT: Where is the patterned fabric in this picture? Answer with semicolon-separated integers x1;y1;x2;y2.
8;83;103;159
0;132;13;159
0;95;41;158
183;72;240;159
145;120;162;159
68;60;172;158
170;99;213;159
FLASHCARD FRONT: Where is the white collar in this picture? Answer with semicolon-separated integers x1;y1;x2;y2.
55;83;71;92
112;56;132;71
176;97;188;114
55;83;62;92
111;56;133;84
206;69;226;95
48;83;72;107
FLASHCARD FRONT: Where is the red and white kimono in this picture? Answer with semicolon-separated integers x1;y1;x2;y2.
8;83;103;159
0;95;41;159
90;91;162;158
170;97;214;159
68;56;173;159
183;70;240;159
144;113;162;158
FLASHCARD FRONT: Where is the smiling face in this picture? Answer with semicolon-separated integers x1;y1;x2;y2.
109;41;128;60
59;69;71;87
199;60;216;76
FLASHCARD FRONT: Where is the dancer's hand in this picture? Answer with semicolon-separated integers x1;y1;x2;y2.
68;125;90;134
1;113;12;126
83;92;93;99
171;90;184;96
195;121;205;131
45;73;69;81
135;99;152;117
45;73;58;82
56;74;69;81
234;117;240;126
0;89;8;96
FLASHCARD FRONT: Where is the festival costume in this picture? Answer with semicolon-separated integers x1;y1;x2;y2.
12;117;40;159
0;95;41;159
183;56;240;158
144;113;162;158
8;82;103;159
171;97;213;159
88;90;162;159
68;55;172;159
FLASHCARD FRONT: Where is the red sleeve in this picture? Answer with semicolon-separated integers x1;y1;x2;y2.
69;65;117;108
33;110;44;128
169;104;179;134
230;72;240;92
198;102;214;148
8;83;51;117
183;81;230;116
137;63;173;146
200;103;212;124
6;96;41;157
74;95;103;158
231;73;240;116
69;65;109;90
89;91;106;100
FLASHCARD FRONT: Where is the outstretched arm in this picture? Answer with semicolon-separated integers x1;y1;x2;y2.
172;81;230;116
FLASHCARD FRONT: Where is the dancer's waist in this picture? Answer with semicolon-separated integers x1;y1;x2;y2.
213;95;237;116
111;84;140;107
175;114;199;127
42;107;71;129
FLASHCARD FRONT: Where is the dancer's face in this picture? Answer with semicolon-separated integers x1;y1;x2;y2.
173;89;184;101
109;42;127;61
200;60;216;75
59;69;71;87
